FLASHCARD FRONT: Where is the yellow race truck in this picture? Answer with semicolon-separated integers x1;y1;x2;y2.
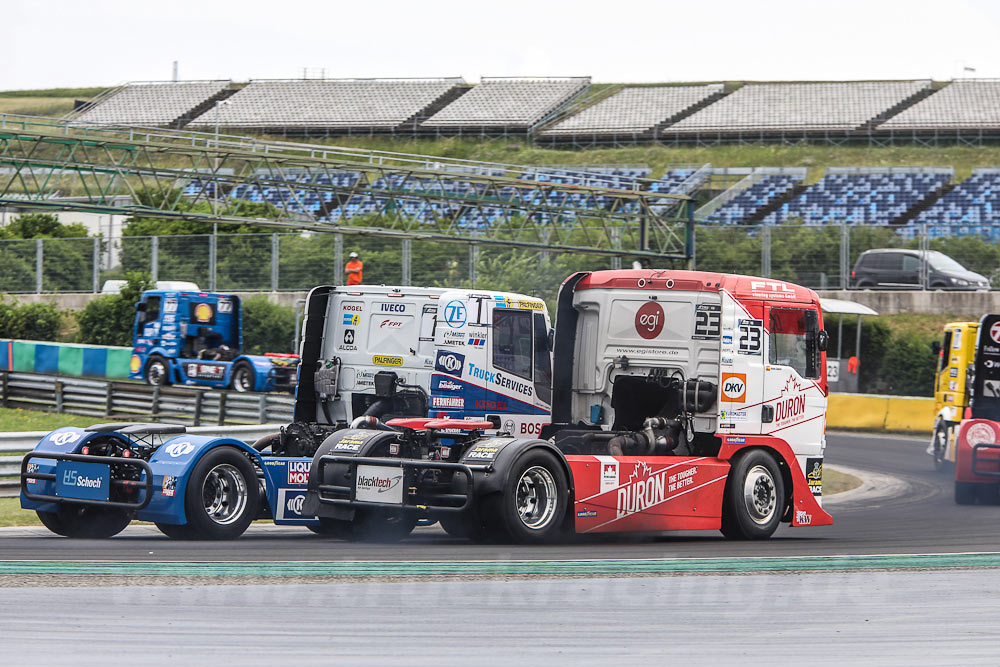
930;320;979;470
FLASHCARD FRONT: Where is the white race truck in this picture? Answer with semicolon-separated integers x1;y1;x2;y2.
303;270;833;543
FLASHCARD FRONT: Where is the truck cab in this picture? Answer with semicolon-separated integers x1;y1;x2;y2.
129;290;298;393
929;320;978;469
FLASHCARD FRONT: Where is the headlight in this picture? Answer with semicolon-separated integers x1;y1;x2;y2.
952;278;968;285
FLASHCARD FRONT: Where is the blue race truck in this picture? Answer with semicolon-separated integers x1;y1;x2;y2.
129;290;298;393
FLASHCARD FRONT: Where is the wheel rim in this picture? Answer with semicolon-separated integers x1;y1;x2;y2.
742;464;777;525
515;465;557;530
235;368;251;392
201;463;248;525
148;361;166;385
935;428;947;461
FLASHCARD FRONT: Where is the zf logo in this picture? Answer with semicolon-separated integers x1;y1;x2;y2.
738;319;763;355
344;329;355;345
443;300;467;328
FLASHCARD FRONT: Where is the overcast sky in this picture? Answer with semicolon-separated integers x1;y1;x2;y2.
4;0;999;90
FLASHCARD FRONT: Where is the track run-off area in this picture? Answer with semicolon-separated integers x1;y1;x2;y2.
4;431;1000;664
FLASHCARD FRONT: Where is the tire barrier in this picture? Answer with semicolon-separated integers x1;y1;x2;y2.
827;393;933;433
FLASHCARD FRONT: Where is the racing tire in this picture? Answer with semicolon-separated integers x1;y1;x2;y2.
182;447;259;540
487;449;568;545
955;481;978;505
721;449;785;540
307;517;354;539
36;505;131;539
349;508;417;543
145;355;170;387
976;484;1000;505
231;362;255;393
933;424;950;472
155;522;195;539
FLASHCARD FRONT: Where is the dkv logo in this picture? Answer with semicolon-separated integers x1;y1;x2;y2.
721;373;747;402
634;301;664;340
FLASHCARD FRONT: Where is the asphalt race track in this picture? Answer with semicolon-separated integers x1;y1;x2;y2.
0;431;989;560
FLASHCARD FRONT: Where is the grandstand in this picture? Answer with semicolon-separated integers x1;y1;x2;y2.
879;80;1000;132
913;168;1000;236
667;81;932;136
539;84;724;141
699;169;807;224
72;80;231;127
763;167;952;226
187;78;466;134
420;77;590;135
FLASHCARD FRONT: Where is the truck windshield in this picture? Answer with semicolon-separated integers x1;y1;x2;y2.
768;307;820;379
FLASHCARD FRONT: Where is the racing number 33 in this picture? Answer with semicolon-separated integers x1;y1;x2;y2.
738;319;763;354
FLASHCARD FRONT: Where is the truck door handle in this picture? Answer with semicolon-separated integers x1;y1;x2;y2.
761;405;774;423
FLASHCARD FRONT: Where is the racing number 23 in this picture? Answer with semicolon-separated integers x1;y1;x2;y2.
738;319;763;354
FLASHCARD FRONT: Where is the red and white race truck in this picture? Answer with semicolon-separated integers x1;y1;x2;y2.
303;269;833;543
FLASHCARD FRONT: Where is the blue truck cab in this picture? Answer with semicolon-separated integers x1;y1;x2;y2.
129;290;297;393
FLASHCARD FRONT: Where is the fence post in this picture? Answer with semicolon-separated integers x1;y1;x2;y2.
334;234;343;285
469;244;478;285
217;392;227;425
104;382;113;417
761;225;772;278
271;233;279;291
151;236;159;282
401;238;411;286
193;390;203;427
54;380;63;413
92;237;100;292
35;239;43;294
1;372;7;408
151;385;160;416
840;224;849;290
259;394;267;424
209;234;217;291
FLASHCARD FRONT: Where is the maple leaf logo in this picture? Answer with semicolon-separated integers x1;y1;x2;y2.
783;375;807;394
628;460;654;483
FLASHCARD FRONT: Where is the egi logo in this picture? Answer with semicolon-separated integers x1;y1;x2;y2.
50;431;81;447
634;302;664;340
720;373;747;402
164;441;195;458
435;350;465;377
443;300;467;328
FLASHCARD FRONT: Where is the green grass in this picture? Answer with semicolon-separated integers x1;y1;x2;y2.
0;498;39;527
0;408;98;433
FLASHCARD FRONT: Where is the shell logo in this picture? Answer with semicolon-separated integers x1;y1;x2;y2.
130;355;142;373
194;303;213;323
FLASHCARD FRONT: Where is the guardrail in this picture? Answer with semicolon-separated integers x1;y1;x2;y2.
0;371;295;426
0;423;285;498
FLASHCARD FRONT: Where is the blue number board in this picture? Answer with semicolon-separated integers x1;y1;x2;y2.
55;461;110;502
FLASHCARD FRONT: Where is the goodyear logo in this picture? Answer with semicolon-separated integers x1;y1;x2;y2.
194;303;213;323
373;355;403;366
343;313;360;326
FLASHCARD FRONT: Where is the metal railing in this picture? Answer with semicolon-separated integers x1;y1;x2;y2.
0;372;295;426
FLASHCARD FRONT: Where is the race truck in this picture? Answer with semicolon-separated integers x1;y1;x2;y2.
928;319;978;470
302;270;833;544
130;289;299;393
21;285;553;539
951;314;1000;504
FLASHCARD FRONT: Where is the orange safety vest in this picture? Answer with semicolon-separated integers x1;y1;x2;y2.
345;258;363;285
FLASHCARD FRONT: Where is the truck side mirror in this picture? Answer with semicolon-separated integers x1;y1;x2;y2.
816;329;829;352
547;328;555;352
930;341;941;356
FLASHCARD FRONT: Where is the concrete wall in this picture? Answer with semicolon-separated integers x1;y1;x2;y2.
828;393;934;433
818;289;1000;317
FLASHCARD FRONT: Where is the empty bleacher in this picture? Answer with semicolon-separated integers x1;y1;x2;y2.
912;169;1000;237
540;84;724;139
763;167;952;226
879;80;1000;131
701;170;806;224
187;78;465;133
667;81;932;135
73;81;231;127
421;78;590;133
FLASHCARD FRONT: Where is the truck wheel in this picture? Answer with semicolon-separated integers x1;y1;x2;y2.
350;509;417;543
145;356;170;386
36;505;131;538
183;447;259;540
489;449;568;544
955;481;978;505
933;424;950;472
231;362;255;393
721;450;785;540
155;522;195;539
